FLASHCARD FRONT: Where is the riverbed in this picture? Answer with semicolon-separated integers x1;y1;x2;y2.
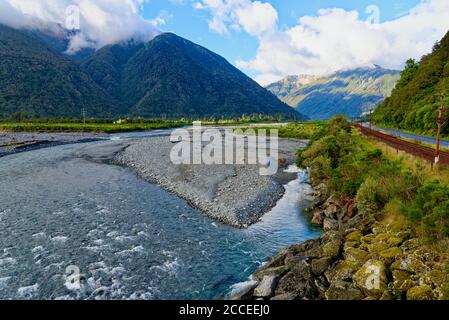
0;134;321;300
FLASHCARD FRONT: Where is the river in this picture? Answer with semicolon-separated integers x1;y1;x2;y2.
0;133;321;300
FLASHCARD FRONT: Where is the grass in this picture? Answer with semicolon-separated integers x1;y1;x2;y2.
232;122;325;140
0;121;186;134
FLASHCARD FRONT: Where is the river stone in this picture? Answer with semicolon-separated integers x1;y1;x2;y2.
275;260;317;299
392;270;416;294
270;293;298;300
285;255;308;269
311;210;324;226
325;280;364;300
253;275;280;298
311;257;333;276
379;247;402;265
344;247;369;266
346;231;363;243
324;204;338;219
353;260;389;297
325;260;358;282
323;218;339;231
253;266;288;282
406;285;434;300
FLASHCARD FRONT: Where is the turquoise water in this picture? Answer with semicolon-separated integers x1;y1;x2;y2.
0;140;321;300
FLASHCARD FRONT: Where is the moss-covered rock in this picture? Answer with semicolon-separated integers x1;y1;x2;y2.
367;241;390;254
344;247;369;267
406;285;434;300
392;270;416;295
353;260;389;297
346;231;363;243
325;260;358;282
254;265;289;282
344;241;359;250
311;257;333;276
379;247;403;265
275;261;317;299
391;257;427;274
325;280;365;300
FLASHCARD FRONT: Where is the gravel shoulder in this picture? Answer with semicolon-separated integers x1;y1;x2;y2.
113;135;308;228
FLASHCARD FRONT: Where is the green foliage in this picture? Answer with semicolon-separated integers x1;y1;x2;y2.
373;31;449;135
0;26;299;120
404;180;449;238
0;120;185;133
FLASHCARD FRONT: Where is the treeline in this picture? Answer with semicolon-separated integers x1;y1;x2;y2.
373;31;449;135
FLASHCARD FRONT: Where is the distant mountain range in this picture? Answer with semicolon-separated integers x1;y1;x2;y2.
373;31;449;135
0;24;298;120
266;66;400;120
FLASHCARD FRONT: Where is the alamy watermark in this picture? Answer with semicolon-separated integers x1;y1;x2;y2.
169;122;279;176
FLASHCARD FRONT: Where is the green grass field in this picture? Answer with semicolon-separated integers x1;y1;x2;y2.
0;121;187;134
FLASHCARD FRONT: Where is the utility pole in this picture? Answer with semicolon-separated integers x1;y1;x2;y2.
82;108;86;126
435;94;445;164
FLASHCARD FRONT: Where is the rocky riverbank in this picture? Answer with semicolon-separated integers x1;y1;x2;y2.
114;136;307;228
0;131;107;157
234;183;449;300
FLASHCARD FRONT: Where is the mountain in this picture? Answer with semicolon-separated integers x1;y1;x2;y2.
0;26;298;120
83;33;299;119
0;24;120;118
266;67;400;120
373;31;449;135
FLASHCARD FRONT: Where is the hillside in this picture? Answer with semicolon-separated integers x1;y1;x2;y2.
83;33;299;119
0;26;298;120
267;67;400;120
373;31;449;135
0;24;120;118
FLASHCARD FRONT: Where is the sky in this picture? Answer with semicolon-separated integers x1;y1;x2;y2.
1;0;449;85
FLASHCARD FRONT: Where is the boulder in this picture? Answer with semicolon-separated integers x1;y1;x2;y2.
344;247;369;267
345;231;363;243
253;275;280;298
406;285;434;300
254;266;288;282
325;260;358;283
379;247;402;265
275;260;317;299
325;280;364;300
323;218;339;231
324;204;338;219
311;210;324;226
270;293;298;300
392;270;416;295
311;257;333;276
353;260;389;297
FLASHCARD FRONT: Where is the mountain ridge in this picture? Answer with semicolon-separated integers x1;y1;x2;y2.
0;26;299;119
266;66;400;120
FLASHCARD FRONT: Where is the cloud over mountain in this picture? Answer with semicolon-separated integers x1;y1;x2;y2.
196;0;449;85
0;0;160;52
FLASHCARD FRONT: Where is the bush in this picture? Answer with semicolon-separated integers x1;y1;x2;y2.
356;177;385;214
404;180;449;238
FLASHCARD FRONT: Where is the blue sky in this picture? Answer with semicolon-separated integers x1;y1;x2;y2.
2;0;446;84
142;0;423;75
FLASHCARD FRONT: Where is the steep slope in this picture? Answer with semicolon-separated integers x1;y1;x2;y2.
112;33;299;119
267;67;400;120
0;24;120;118
82;42;144;101
373;31;449;135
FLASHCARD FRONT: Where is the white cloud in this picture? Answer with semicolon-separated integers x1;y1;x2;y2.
0;0;161;52
194;0;277;37
197;0;449;85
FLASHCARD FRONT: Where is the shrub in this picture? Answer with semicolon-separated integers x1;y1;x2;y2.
404;180;449;238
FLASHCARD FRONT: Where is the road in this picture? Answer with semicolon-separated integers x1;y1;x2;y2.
356;124;449;165
361;123;449;148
